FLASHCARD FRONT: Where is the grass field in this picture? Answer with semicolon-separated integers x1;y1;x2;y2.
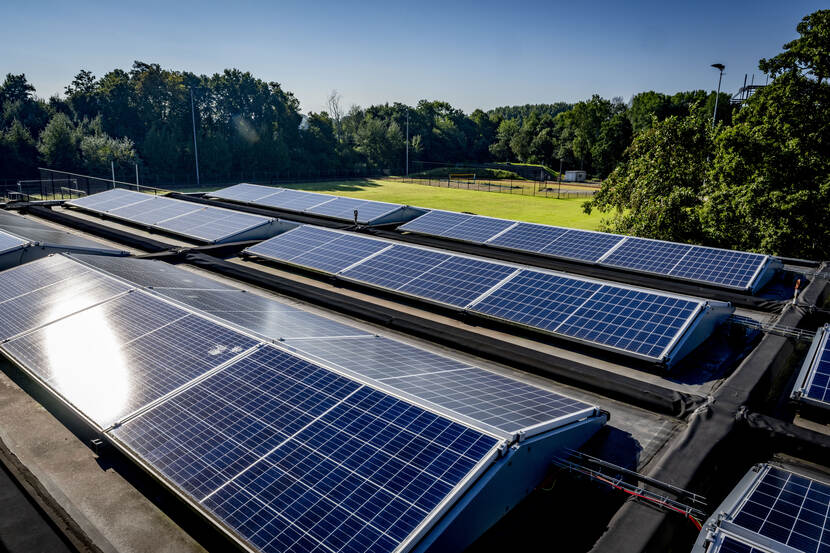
200;178;602;230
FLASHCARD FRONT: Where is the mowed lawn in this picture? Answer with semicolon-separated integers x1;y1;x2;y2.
202;178;602;230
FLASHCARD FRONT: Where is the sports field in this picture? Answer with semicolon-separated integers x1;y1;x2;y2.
205;178;602;230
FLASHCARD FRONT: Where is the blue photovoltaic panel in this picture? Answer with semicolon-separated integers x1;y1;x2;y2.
470;270;602;332
396;256;517;307
540;229;626;263
67;188;148;211
0;255;131;340
730;467;830;553
555;286;700;359
157;209;268;242
600;238;693;275
487;223;569;253
108;196;201;224
112;346;500;553
342;200;404;223
246;226;340;262
306;196;366;218
340;245;453;291
2;291;258;427
155;289;371;340
802;330;830;406
437;216;516;244
256;189;335;212
380;367;593;433
210;183;284;203
0;229;27;255
669;247;766;290
291;233;391;274
398;211;473;235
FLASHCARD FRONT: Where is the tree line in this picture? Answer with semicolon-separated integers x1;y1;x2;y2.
1;64;732;186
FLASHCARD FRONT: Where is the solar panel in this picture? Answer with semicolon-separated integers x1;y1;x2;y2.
110;346;501;553
0;210;113;250
713;535;773;553
469;270;602;332
0;229;27;255
427;216;515;244
396;256;518;307
554;286;700;359
246;226;340;262
730;466;830;553
669;246;767;290
72;254;237;290
156;289;371;340
486;222;569;253
803;331;830;405
291;233;392;274
0;255;131;340
67;189;273;243
339;245;453;291
398;210;473;235
67;188;148;211
540;229;626;262
600;237;693;275
256;189;335;212
209;183;284;203
1;291;258;427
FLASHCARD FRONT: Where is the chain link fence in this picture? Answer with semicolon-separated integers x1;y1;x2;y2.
391;175;599;199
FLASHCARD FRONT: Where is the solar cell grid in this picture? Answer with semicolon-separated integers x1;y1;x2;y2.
600;238;693;275
396;256;518;307
211;183;284;203
469;270;602;332
805;332;830;404
339;245;453;291
437;217;515;244
555;287;700;359
540;229;625;263
257;189;335;212
112;346;501;553
67;188;147;211
730;467;830;553
110;198;201;224
246;226;340;263
398;211;473;235
2;291;258;427
290;233;391;274
486;223;569;253
72;254;236;290
669;247;766;290
0;255;81;302
714;536;771;553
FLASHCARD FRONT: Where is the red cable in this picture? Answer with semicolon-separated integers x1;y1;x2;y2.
593;474;702;531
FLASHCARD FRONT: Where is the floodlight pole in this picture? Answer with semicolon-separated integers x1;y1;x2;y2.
405;109;409;177
190;87;201;187
711;63;725;128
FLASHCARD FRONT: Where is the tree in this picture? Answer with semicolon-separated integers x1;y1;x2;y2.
0;119;39;176
38;112;81;170
585;113;712;243
327;90;344;142
0;74;35;106
489;119;519;161
760;9;830;83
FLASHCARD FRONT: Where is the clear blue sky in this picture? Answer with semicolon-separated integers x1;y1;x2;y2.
1;0;824;114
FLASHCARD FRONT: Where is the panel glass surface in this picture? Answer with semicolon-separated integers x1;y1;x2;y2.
469;270;602;331
309;197;403;223
72;254;236;290
396;256;517;307
539;229;625;263
156;289;370;340
0;255;131;339
290;233;391;274
731;467;830;553
0;210;112;249
112;346;500;553
0;229;27;255
600;238;693;275
669;247;766;290
67;188;147;211
805;333;830;404
246;226;341;263
2;291;258;427
714;536;771;553
486;223;569;253
339;245;453;291
109;197;202;224
157;209;268;242
256;189;335;212
436;217;515;244
209;183;283;203
397;211;473;235
555;286;699;359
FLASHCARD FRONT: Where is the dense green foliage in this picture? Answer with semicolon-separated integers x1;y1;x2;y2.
587;9;830;258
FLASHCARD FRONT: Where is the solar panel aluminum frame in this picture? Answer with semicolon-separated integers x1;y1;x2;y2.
67;190;287;244
703;532;777;553
691;464;830;553
0;229;29;256
790;325;829;410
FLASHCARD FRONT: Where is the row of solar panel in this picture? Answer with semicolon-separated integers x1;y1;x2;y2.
0;254;599;553
398;210;774;292
700;464;830;553
791;325;830;410
0;228;28;256
246;225;730;364
208;182;423;225
67;188;275;243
